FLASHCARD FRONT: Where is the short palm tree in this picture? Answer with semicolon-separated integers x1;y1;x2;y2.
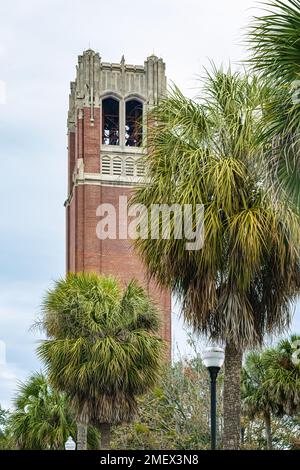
133;68;300;448
242;352;275;449
263;335;300;416
248;0;300;209
37;273;163;450
242;336;300;449
8;372;99;449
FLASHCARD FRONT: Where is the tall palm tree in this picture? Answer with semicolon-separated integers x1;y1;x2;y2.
242;335;300;449
8;372;99;449
132;69;300;448
37;273;163;450
248;0;300;210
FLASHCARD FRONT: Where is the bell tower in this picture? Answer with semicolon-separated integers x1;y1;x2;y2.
65;50;171;349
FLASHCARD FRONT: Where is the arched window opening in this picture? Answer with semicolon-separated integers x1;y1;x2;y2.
102;98;119;145
113;157;122;175
101;156;111;175
125;100;143;147
125;158;135;177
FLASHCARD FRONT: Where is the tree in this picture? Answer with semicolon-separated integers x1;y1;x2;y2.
0;406;9;431
242;352;275;449
263;335;300;416
132;69;300;448
248;0;300;210
0;406;12;450
8;372;99;449
242;336;300;449
37;273;163;450
112;358;215;450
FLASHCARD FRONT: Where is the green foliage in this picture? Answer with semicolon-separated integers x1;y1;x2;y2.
7;373;99;450
262;335;300;415
0;406;9;428
37;273;163;426
242;351;274;420
111;360;217;450
249;0;300;85
0;406;12;450
242;335;300;448
241;415;300;450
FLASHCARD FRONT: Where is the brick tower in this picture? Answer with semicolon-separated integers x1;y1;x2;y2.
65;49;171;348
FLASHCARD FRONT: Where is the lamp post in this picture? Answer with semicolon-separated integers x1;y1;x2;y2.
65;436;76;450
202;346;225;450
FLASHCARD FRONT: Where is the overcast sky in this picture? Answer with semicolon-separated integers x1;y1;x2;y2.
0;0;299;409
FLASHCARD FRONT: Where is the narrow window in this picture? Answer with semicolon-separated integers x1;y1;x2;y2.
102;98;119;145
101;156;111;175
125;99;143;147
113;157;122;175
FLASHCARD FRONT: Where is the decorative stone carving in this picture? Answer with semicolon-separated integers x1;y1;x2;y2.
67;50;167;131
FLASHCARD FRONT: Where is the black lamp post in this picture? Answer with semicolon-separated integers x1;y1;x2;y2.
202;347;225;450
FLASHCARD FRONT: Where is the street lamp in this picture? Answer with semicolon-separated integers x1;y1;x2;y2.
202;346;225;450
65;436;76;450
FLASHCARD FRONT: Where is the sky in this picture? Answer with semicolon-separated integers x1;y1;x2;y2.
0;0;299;410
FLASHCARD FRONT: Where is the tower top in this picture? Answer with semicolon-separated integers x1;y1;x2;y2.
68;50;167;131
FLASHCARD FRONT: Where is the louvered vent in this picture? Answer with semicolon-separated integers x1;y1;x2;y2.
113;157;122;175
101;156;111;175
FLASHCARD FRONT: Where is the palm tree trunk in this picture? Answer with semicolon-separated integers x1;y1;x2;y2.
99;423;111;450
264;411;272;450
76;421;87;450
223;342;243;450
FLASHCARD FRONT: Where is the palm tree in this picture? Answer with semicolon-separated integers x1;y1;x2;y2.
263;335;300;416
242;336;300;449
37;273;163;450
242;352;275;449
132;69;300;448
248;0;300;210
8;372;98;449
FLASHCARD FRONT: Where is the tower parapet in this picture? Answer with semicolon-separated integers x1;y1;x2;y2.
66;50;167;188
67;49;166;132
